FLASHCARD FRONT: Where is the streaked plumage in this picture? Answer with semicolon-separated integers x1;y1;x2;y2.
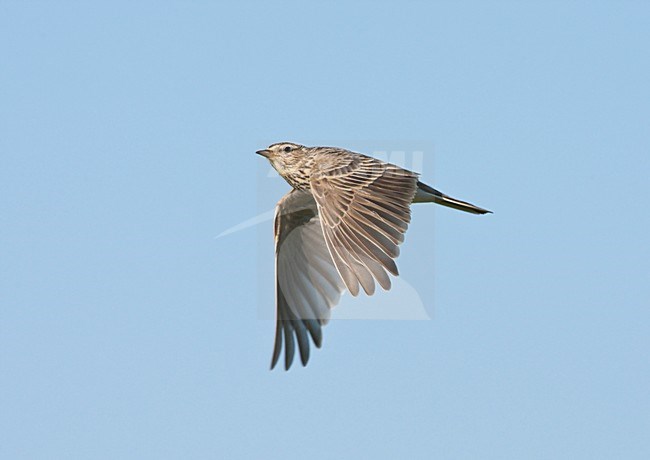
257;142;491;370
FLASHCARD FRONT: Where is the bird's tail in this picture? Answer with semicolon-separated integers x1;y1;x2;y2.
413;181;491;215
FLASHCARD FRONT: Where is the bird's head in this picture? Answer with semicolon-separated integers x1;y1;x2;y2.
256;142;309;178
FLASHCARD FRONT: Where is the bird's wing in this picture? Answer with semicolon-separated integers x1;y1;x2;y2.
310;152;419;296
272;190;346;370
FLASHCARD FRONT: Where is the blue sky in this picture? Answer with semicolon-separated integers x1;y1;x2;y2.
2;1;649;458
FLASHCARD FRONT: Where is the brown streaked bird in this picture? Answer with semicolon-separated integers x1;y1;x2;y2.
257;142;491;370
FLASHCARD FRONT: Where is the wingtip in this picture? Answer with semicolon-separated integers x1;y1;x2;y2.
270;350;281;370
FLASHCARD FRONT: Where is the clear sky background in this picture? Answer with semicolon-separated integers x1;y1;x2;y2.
2;1;649;459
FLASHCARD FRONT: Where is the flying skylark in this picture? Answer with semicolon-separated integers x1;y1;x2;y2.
257;142;490;370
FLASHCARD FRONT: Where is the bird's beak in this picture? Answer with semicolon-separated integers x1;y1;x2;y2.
256;149;271;158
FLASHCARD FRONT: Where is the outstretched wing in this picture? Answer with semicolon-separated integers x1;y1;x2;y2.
272;190;346;370
310;151;419;296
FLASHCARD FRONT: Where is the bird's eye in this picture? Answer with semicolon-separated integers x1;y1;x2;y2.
283;146;292;153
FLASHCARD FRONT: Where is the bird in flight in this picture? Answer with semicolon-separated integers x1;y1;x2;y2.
257;142;490;370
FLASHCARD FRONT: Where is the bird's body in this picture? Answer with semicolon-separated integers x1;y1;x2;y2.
257;142;490;370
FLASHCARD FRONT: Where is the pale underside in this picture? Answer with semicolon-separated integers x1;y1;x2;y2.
272;154;419;370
